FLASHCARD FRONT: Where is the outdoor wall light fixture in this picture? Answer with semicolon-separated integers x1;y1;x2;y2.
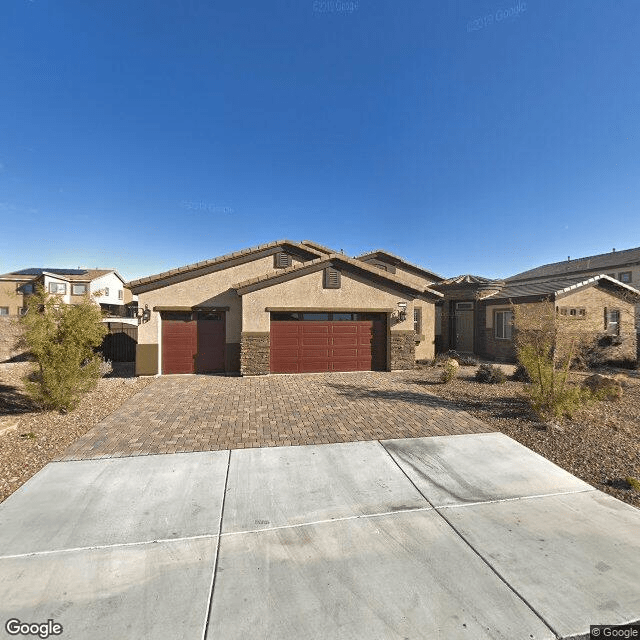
396;301;407;322
137;304;151;324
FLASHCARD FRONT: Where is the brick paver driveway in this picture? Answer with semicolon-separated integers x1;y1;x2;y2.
60;372;490;460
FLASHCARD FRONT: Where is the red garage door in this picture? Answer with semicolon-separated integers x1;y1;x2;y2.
161;311;225;375
270;312;387;373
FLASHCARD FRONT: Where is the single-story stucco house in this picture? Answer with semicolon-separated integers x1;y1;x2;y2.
128;240;444;376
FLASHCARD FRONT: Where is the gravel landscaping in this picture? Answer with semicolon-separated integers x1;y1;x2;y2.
410;363;640;509
0;363;153;503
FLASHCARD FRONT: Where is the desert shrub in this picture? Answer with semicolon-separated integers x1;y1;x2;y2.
458;355;479;366
475;364;506;384
512;303;598;420
440;358;459;383
512;363;531;382
19;286;107;412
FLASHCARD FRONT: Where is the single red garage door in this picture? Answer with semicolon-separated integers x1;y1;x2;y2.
162;311;225;374
270;312;387;373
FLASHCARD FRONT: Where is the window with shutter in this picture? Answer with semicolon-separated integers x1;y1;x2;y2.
274;252;292;269
323;267;341;289
414;307;422;336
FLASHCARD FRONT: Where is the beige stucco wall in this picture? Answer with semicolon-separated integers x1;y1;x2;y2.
136;254;306;346
241;269;418;333
393;265;436;290
414;302;436;360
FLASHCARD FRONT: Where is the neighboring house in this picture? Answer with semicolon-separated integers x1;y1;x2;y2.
434;274;639;363
507;246;640;330
0;268;136;319
0;268;137;362
127;240;443;376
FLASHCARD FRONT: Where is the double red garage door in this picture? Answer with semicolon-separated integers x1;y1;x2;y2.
162;311;225;374
270;312;387;374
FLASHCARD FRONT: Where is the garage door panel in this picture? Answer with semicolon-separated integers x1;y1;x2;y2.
301;324;330;333
300;349;330;359
331;348;359;358
270;316;387;374
273;336;301;347
301;336;331;346
332;337;359;347
331;325;359;334
301;362;331;373
162;318;197;374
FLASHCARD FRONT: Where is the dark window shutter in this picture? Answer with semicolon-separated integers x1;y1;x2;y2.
323;267;341;289
413;306;422;335
274;252;292;269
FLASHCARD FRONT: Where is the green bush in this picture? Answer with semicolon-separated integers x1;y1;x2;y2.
475;364;506;384
19;286;107;412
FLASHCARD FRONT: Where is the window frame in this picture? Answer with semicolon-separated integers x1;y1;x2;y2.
48;282;67;294
0;307;9;316
618;271;632;283
72;283;88;296
495;310;513;340
605;309;621;336
413;306;422;336
118;289;124;300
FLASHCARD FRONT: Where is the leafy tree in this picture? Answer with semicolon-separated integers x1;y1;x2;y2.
19;285;107;412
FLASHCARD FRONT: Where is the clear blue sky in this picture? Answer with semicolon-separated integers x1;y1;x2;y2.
1;0;638;281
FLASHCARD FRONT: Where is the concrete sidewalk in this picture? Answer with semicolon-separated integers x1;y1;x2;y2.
1;433;639;639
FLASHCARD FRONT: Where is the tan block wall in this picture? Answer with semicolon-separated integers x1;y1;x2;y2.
241;269;417;334
136;255;306;347
560;285;637;360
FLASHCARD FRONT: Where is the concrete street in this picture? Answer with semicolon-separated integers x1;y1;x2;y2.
1;433;639;639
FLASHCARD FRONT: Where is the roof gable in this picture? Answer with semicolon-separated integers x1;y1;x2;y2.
233;254;443;299
127;240;324;293
355;250;443;282
486;274;640;304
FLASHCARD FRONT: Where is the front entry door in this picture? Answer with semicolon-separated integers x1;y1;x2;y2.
454;305;474;352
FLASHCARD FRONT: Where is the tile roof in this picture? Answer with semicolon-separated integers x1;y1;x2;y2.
233;253;443;298
300;240;339;254
127;240;324;289
487;274;640;302
354;249;444;281
507;246;640;282
435;274;503;287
